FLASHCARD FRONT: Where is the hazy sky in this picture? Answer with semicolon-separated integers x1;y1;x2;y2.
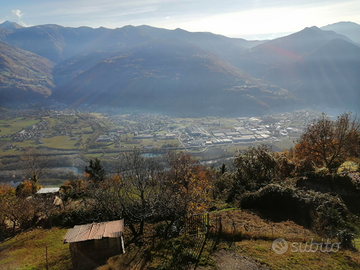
1;0;359;39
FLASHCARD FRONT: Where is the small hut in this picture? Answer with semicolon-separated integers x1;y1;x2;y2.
63;219;125;270
36;187;63;208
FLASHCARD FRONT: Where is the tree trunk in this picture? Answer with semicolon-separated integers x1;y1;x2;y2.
164;220;175;239
139;220;144;236
128;224;139;240
12;221;16;236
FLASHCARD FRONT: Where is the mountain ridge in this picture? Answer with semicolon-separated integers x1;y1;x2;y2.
2;24;154;63
0;21;23;31
0;40;54;106
53;39;295;116
232;26;360;112
0;21;358;115
321;21;360;44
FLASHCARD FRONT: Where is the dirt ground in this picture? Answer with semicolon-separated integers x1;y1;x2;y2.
101;209;319;270
197;249;270;270
209;209;314;241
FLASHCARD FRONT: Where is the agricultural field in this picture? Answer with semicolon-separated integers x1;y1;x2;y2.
0;108;313;157
0;108;317;184
0;117;40;135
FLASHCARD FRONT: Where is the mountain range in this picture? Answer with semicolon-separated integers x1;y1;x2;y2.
0;21;359;116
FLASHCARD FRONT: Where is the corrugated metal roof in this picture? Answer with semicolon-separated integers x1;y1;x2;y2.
63;219;124;243
37;187;60;194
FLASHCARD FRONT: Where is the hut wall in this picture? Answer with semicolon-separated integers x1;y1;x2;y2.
69;237;122;270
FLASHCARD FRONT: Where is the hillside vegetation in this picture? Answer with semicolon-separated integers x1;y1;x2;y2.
53;39;294;116
0;41;54;103
0;227;71;270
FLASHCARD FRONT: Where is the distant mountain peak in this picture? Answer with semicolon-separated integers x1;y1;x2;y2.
174;28;187;32
0;21;23;30
308;26;321;30
301;26;325;34
321;21;360;44
289;25;353;44
323;21;360;28
250;25;352;58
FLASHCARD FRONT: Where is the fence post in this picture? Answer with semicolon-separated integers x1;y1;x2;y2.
219;216;222;234
184;217;187;237
207;213;210;234
152;230;155;248
46;246;49;270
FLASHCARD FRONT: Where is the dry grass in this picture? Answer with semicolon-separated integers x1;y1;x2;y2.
2;209;360;269
97;245;151;270
234;239;360;270
99;209;360;269
210;209;316;242
0;227;71;270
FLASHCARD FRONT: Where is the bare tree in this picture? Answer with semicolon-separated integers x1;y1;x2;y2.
21;148;50;194
85;150;163;239
86;151;213;239
115;150;163;238
0;186;40;235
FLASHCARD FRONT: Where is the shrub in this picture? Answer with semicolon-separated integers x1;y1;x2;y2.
240;184;354;248
296;172;360;215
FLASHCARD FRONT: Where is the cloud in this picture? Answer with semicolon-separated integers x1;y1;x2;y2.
12;9;24;19
11;9;31;27
2;0;358;32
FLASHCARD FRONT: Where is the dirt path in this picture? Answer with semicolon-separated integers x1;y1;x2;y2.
197;249;269;270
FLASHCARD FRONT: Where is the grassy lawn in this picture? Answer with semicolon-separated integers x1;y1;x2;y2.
274;139;295;150
84;153;104;158
0;227;71;270
80;133;93;145
233;239;360;270
89;113;106;119
1;210;359;270
355;238;360;250
0;118;39;135
41;136;78;149
81;127;93;133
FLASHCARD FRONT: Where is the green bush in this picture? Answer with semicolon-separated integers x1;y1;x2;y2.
241;184;312;226
240;184;354;248
296;172;360;215
52;205;120;227
157;238;197;269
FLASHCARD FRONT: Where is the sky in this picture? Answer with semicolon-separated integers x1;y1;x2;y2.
1;0;359;39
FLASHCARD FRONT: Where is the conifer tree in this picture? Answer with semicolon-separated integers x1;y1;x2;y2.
85;158;107;183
